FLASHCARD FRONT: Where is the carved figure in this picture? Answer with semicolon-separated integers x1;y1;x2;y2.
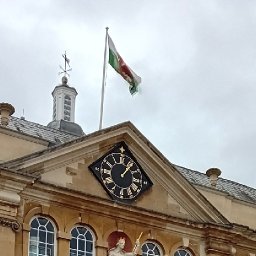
108;237;140;256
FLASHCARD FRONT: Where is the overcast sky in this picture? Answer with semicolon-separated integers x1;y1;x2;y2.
1;0;256;188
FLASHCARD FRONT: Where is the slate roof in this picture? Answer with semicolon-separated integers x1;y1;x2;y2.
176;165;256;205
6;116;79;145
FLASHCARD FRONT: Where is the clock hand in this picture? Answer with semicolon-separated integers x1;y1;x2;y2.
121;162;133;178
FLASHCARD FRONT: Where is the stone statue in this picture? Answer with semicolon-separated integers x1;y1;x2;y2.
108;237;140;256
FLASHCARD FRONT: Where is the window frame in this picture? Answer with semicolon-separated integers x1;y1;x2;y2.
69;225;96;256
141;240;163;256
174;248;193;256
28;216;57;256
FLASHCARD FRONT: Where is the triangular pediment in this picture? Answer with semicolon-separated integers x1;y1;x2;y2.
2;122;229;225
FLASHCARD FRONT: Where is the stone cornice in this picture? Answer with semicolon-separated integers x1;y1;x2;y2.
22;182;229;233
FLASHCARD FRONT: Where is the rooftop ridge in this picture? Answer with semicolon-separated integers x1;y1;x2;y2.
175;164;256;191
175;164;256;205
6;116;79;145
10;116;79;137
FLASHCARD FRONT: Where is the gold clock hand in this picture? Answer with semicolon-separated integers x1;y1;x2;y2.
121;162;133;178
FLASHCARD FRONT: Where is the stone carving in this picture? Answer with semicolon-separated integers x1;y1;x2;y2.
109;237;140;256
0;217;22;232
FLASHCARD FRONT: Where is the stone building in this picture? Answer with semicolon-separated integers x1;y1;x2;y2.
0;76;256;256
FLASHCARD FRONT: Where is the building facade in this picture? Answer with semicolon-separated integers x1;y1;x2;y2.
0;77;256;256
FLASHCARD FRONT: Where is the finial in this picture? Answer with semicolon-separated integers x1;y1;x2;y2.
206;167;221;187
0;103;15;126
21;108;25;120
59;51;72;77
62;76;68;85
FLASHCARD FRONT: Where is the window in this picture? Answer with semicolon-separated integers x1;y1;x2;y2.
64;95;71;105
65;95;71;101
174;249;192;256
29;217;55;256
64;105;71;111
70;226;95;256
64;116;70;121
53;97;56;119
142;241;162;256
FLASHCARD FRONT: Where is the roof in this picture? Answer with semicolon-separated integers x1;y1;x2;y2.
47;119;84;136
176;165;256;205
6;116;79;145
2;117;256;206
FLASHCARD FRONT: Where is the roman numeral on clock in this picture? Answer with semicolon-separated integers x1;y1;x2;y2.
104;177;113;184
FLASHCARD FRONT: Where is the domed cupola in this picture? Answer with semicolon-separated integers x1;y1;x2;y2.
47;52;84;136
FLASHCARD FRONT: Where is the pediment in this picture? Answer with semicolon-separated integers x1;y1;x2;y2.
3;122;229;225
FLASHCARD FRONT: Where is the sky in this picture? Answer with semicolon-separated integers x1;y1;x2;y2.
1;0;256;188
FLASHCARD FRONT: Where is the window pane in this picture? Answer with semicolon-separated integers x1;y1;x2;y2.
47;244;54;256
39;243;45;255
78;239;85;251
70;238;77;249
46;222;54;232
78;251;84;256
85;232;92;241
147;243;154;250
77;227;85;234
47;232;54;244
31;219;39;228
174;249;191;256
30;229;38;240
39;230;46;243
70;249;76;256
29;243;37;253
38;217;48;226
71;228;78;237
86;241;93;251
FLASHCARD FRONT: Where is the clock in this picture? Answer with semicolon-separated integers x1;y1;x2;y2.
88;141;153;203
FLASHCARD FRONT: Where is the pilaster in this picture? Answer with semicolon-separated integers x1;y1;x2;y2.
57;231;71;256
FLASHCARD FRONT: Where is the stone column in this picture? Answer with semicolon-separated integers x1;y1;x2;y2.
0;226;16;256
57;231;71;256
96;241;108;256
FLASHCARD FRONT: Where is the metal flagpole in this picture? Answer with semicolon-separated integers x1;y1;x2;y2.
99;27;109;130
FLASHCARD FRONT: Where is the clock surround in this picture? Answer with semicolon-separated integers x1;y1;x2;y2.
88;141;153;203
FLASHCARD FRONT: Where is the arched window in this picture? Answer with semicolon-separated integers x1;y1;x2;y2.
174;249;192;256
70;226;95;256
142;241;162;256
65;95;71;101
64;95;71;105
29;216;55;256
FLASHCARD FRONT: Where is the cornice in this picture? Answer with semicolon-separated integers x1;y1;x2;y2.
22;182;230;233
20;182;256;247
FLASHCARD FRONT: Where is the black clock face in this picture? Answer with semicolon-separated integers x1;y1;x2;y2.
89;142;153;203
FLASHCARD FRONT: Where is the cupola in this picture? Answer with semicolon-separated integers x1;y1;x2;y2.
47;53;84;136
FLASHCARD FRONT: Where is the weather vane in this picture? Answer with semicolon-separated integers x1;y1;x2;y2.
59;51;72;77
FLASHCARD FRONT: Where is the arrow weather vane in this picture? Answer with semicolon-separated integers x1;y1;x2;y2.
59;51;72;77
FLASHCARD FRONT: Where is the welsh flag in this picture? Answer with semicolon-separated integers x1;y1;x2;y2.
108;35;141;95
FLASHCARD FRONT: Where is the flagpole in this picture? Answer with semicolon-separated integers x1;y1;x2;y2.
99;27;109;130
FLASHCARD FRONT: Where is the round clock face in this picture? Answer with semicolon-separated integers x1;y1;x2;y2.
100;153;143;200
